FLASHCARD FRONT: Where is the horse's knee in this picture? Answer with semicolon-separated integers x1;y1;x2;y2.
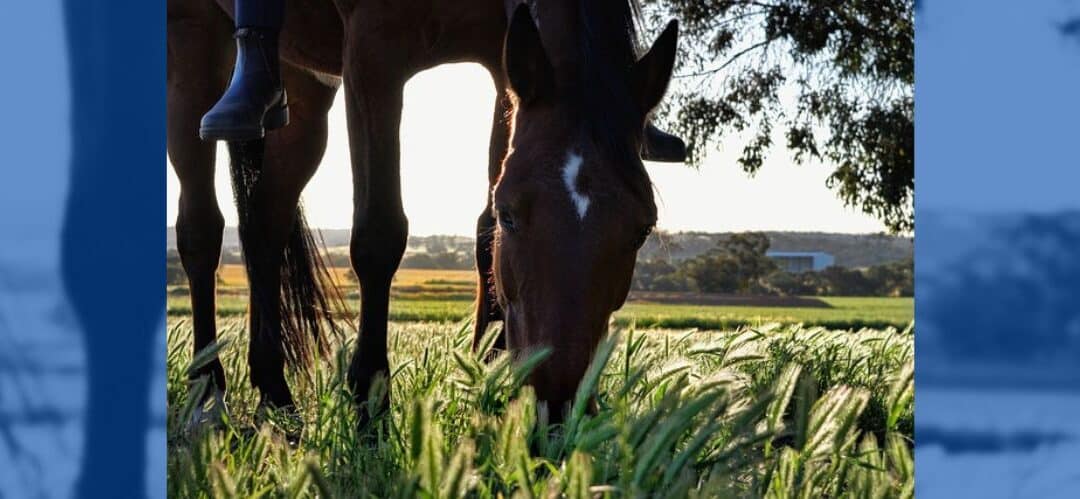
350;212;409;283
175;204;224;281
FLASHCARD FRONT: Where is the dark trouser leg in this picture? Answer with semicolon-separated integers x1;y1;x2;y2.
641;123;687;163
235;0;285;29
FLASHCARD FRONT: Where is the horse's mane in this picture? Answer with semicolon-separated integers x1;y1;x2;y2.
575;0;656;210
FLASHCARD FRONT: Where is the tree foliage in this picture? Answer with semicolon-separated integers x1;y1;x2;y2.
641;0;914;232
401;251;473;270
632;232;913;296
676;232;778;293
167;249;187;285
763;259;912;297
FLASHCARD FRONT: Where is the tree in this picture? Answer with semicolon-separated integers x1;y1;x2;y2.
682;254;742;292
761;258;913;297
632;258;680;290
714;232;777;287
818;266;875;296
865;257;913;296
641;0;914;232
401;250;473;270
166;249;187;286
682;232;777;293
762;269;821;295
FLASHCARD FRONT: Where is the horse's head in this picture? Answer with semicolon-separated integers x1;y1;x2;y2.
491;5;678;415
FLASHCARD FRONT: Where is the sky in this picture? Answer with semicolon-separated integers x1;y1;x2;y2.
167;65;891;236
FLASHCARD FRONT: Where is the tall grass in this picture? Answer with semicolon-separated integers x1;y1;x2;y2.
167;320;912;498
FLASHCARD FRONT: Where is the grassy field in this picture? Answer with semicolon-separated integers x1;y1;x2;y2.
214;266;476;289
167;319;913;497
170;267;913;331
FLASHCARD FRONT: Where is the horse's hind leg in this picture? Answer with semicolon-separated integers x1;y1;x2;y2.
241;63;339;411
473;87;511;352
167;0;233;417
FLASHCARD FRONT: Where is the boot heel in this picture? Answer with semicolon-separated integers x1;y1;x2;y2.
263;103;289;131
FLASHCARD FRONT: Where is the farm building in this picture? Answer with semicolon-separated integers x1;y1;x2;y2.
766;251;835;272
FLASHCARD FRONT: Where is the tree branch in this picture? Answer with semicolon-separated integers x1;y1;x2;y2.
674;39;772;79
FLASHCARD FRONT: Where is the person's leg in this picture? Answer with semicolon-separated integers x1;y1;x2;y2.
642;123;687;163
235;0;284;29
200;0;288;141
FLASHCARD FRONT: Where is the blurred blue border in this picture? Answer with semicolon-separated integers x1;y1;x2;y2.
5;0;1080;497
916;0;1080;496
0;1;165;497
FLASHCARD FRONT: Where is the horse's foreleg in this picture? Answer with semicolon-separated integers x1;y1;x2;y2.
242;63;340;412
167;2;233;423
342;45;409;426
473;88;511;353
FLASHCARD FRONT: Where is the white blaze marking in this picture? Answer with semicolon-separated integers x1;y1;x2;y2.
562;152;590;220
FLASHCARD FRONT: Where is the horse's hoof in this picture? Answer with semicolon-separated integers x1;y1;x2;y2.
255;401;304;446
186;389;228;432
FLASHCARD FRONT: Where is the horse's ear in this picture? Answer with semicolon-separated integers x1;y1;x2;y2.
504;4;554;103
631;20;678;114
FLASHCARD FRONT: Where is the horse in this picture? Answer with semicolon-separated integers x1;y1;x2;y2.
167;0;682;424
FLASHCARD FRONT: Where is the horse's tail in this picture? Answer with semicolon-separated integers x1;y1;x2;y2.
227;139;347;372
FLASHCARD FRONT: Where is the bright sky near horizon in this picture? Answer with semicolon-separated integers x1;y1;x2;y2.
166;63;887;236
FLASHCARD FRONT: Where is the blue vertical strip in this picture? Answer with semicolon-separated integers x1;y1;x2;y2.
916;0;1080;497
61;0;166;497
0;3;81;497
0;1;165;498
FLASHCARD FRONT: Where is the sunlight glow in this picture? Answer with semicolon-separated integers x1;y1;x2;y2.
166;64;885;235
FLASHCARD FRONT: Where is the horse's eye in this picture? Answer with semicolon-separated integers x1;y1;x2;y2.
497;208;517;232
634;226;654;249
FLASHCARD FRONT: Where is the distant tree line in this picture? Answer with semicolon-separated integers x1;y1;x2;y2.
633;232;913;297
167;249;185;285
760;259;913;297
168;232;912;296
168;248;474;287
312;248;474;271
400;251;473;270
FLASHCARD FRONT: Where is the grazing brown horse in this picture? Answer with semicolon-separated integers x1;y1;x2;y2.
167;0;681;423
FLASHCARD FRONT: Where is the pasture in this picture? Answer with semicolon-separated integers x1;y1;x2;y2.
168;266;913;497
167;319;913;497
167;266;913;331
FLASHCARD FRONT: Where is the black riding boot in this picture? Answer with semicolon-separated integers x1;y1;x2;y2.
642;123;687;163
200;0;288;141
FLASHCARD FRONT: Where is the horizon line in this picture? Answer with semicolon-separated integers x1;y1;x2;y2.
165;225;912;237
